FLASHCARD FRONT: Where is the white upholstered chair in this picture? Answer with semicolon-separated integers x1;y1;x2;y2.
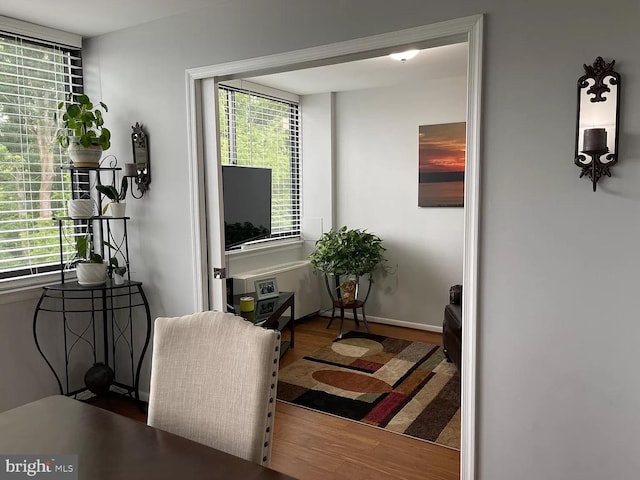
147;311;281;466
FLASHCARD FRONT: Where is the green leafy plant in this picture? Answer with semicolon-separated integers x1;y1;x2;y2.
309;226;386;278
55;94;111;150
70;234;103;265
103;241;127;276
96;177;128;213
108;256;127;276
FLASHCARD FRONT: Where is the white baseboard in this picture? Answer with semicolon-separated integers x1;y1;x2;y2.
317;310;443;334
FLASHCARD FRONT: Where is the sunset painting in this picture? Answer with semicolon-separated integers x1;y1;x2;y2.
418;122;466;207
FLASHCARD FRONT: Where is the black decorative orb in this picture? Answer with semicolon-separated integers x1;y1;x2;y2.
84;362;114;396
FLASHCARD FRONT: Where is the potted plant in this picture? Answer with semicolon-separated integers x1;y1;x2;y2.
71;234;106;286
309;226;386;305
55;94;111;167
96;177;128;217
101;240;128;285
108;256;127;285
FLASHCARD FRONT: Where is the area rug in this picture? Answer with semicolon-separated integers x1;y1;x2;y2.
277;331;460;449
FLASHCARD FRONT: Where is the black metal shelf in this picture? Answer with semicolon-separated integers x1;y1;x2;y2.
34;164;149;408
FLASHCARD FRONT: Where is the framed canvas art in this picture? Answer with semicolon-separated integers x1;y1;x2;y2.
418;122;466;207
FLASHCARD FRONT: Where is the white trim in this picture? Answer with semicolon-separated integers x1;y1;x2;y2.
187;15;476;80
185;73;208;313
219;79;300;103
0;15;81;48
185;14;483;480
318;310;443;333
461;16;482;480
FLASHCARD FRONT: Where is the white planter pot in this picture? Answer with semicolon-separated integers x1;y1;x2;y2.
107;203;126;217
68;142;102;167
113;273;125;285
67;199;95;219
76;262;107;286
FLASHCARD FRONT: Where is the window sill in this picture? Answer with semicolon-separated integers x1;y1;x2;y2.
0;272;67;305
225;238;304;259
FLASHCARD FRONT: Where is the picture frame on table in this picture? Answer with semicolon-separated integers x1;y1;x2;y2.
255;277;278;300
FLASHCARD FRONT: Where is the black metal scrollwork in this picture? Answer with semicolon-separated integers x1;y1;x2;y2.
579;56;619;103
574;57;621;191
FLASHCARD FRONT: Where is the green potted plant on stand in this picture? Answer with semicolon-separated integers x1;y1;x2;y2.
96;177;128;217
71;234;106;286
309;226;386;306
55;94;111;167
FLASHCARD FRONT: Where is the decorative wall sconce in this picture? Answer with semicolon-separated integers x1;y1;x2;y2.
574;57;621;191
124;122;151;198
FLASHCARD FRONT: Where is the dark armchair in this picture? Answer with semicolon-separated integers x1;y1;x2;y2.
443;284;462;372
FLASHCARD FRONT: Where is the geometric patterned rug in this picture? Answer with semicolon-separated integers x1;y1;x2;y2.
277;331;460;449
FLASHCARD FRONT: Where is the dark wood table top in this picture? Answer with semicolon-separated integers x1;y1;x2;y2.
0;396;296;480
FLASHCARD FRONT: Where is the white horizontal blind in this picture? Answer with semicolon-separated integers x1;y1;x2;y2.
0;31;82;279
218;85;300;241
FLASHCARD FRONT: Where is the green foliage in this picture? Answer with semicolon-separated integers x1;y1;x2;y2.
104;240;126;276
71;234;103;265
55;94;111;150
108;256;126;276
96;177;128;213
309;226;386;278
0;35;78;276
218;89;297;236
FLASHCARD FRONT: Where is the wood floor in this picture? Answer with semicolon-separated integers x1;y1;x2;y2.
272;316;460;480
91;316;460;480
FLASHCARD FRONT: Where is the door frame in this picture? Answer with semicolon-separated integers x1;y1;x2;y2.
186;14;483;479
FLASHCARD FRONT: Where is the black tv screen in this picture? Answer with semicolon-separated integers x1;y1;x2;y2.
221;165;272;249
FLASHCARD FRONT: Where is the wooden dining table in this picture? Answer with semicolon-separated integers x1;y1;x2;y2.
0;396;296;479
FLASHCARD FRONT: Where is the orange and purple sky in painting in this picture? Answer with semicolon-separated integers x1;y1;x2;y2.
419;122;466;175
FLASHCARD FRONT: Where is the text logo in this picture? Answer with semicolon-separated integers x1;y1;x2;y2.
0;456;77;480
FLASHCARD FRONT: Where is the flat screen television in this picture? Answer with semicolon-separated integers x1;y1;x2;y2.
221;165;272;250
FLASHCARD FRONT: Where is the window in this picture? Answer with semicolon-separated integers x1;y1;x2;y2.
218;85;300;242
0;31;82;281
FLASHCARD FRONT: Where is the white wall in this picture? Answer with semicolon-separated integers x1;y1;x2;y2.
4;0;639;478
0;294;61;412
301;92;334;248
335;76;466;329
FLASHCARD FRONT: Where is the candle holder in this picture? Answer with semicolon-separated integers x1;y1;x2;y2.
574;57;621;192
125;122;151;198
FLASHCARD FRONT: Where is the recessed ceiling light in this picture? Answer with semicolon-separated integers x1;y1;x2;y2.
389;50;419;62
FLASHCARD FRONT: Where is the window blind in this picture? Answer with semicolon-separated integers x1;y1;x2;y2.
218;85;300;240
0;31;82;280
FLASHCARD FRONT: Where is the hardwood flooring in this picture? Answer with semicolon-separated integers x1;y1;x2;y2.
272;316;460;480
91;315;460;480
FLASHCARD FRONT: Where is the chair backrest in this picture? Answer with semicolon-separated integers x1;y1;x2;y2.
147;311;281;466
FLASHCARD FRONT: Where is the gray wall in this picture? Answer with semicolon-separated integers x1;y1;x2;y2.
75;1;640;479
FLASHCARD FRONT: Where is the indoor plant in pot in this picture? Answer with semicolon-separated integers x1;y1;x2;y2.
96;177;128;217
71;234;106;286
309;226;386;305
104;241;127;285
108;256;127;285
55;94;111;167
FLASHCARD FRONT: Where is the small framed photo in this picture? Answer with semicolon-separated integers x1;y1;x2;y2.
255;277;278;300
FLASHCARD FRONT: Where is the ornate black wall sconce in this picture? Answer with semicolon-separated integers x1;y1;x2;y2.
123;122;151;198
574;57;621;192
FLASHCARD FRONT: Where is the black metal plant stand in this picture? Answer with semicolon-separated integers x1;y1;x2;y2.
32;280;151;402
33;163;151;405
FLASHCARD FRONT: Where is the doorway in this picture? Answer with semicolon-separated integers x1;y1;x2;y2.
186;14;482;480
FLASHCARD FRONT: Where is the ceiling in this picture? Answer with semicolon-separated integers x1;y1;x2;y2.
0;0;222;37
1;3;467;95
244;42;468;95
